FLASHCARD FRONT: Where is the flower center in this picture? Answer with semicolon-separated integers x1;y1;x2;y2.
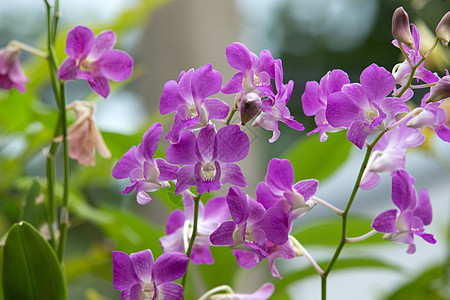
141;282;155;299
200;162;216;180
364;107;379;124
188;104;198;118
79;59;93;72
253;74;262;86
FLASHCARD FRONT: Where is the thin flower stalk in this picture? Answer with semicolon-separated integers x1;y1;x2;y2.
181;193;202;294
345;230;377;243
311;196;344;215
321;131;385;300
198;285;234;300
9;40;47;58
289;236;323;275
396;37;440;98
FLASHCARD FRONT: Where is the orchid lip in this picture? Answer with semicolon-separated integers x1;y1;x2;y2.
200;161;217;181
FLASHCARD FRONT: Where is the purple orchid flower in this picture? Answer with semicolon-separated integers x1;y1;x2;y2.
253;59;304;142
112;122;179;205
165;124;249;195
159;193;230;265
325;63;410;149
407;92;450;143
233;239;296;279
301;69;350;141
371;170;436;254
113;249;188;300
58;26;133;98
221;42;275;96
210;186;289;266
360;121;425;190
0;44;28;93
256;158;319;223
392;24;440;92
159;64;229;144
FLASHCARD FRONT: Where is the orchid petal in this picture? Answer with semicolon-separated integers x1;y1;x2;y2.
152;252;188;285
98;49;133;81
65;26;94;58
130;249;154;283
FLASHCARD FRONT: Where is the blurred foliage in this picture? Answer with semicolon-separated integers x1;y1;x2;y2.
385;265;447;300
283;130;352;182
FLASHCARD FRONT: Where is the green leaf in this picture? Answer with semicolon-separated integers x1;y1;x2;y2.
385;265;446;300
282;130;352;181
293;216;384;247
2;221;67;300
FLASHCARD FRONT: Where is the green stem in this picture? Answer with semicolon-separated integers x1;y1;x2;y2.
226;106;237;125
44;0;60;103
45;114;62;250
181;193;202;297
52;0;60;43
44;0;70;262
396;37;440;98
321;132;385;299
43;0;62;254
57;82;70;262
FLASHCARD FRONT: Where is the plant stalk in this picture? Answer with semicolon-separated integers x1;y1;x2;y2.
181;193;202;297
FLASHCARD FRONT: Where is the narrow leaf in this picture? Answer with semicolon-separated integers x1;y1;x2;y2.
19;179;42;227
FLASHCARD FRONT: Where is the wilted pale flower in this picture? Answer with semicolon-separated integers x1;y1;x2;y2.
56;101;111;166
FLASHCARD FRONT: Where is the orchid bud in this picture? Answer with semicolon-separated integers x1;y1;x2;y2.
436;11;450;46
426;76;450;103
240;92;261;125
392;7;414;49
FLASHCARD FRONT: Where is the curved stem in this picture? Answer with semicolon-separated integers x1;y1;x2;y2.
321;132;385;299
198;285;234;300
9;40;47;58
396;37;439;98
181;193;202;297
346;230;377;243
226;106;237;125
311;196;344;216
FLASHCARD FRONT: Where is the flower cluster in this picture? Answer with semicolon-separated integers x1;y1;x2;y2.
109;6;450;300
111;42;311;297
301;6;447;252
